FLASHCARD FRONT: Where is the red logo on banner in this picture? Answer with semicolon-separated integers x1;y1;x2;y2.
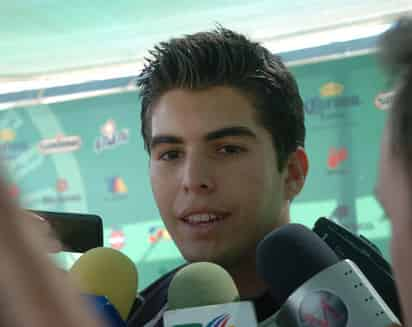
42;179;81;204
56;179;68;193
327;148;348;170
109;229;125;250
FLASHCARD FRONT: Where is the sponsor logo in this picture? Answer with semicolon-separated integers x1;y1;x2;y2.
320;82;344;97
304;82;361;120
108;176;128;194
327;147;348;171
106;176;128;200
109;229;125;250
0;128;16;142
94;119;129;153
38;134;82;155
148;226;171;244
0;128;29;160
56;178;68;193
375;90;395;111
299;290;348;327
42;179;81;204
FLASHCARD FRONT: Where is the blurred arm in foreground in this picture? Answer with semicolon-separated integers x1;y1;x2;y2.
0;173;102;327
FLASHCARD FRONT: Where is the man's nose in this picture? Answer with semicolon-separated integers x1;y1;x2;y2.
181;154;216;194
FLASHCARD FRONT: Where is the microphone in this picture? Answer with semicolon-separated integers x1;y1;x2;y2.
163;262;258;327
313;217;402;320
69;247;138;326
256;224;400;327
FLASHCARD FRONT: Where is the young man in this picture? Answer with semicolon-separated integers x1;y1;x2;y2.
127;27;308;326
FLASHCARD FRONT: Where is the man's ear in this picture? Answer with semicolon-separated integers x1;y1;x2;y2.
284;146;308;200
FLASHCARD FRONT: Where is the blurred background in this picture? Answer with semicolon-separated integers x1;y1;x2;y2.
1;0;411;290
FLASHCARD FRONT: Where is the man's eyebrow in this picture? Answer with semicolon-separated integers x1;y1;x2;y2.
150;135;183;150
150;126;257;150
205;126;257;141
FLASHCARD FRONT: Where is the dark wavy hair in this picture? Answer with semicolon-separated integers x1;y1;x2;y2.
379;16;412;168
136;26;305;171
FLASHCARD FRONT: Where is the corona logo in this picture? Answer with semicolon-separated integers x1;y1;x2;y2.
320;82;344;97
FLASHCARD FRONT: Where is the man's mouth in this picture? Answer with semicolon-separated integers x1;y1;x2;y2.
181;213;228;225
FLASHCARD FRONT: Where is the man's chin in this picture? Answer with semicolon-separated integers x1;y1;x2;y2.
183;254;218;264
181;252;237;269
180;249;223;264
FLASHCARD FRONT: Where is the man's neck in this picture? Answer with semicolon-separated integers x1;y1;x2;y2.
229;214;290;298
225;255;269;299
223;214;291;299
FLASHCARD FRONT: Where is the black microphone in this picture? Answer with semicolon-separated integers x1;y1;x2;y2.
256;224;400;326
313;216;402;321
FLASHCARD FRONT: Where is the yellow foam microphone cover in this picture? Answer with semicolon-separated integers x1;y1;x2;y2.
69;247;138;320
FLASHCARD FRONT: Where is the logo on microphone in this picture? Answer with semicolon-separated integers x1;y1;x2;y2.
206;314;232;327
173;313;233;327
299;290;348;327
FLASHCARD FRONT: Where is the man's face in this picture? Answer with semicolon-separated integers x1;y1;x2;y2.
148;86;298;267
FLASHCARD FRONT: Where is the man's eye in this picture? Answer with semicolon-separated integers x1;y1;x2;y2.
159;150;182;161
217;145;245;154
